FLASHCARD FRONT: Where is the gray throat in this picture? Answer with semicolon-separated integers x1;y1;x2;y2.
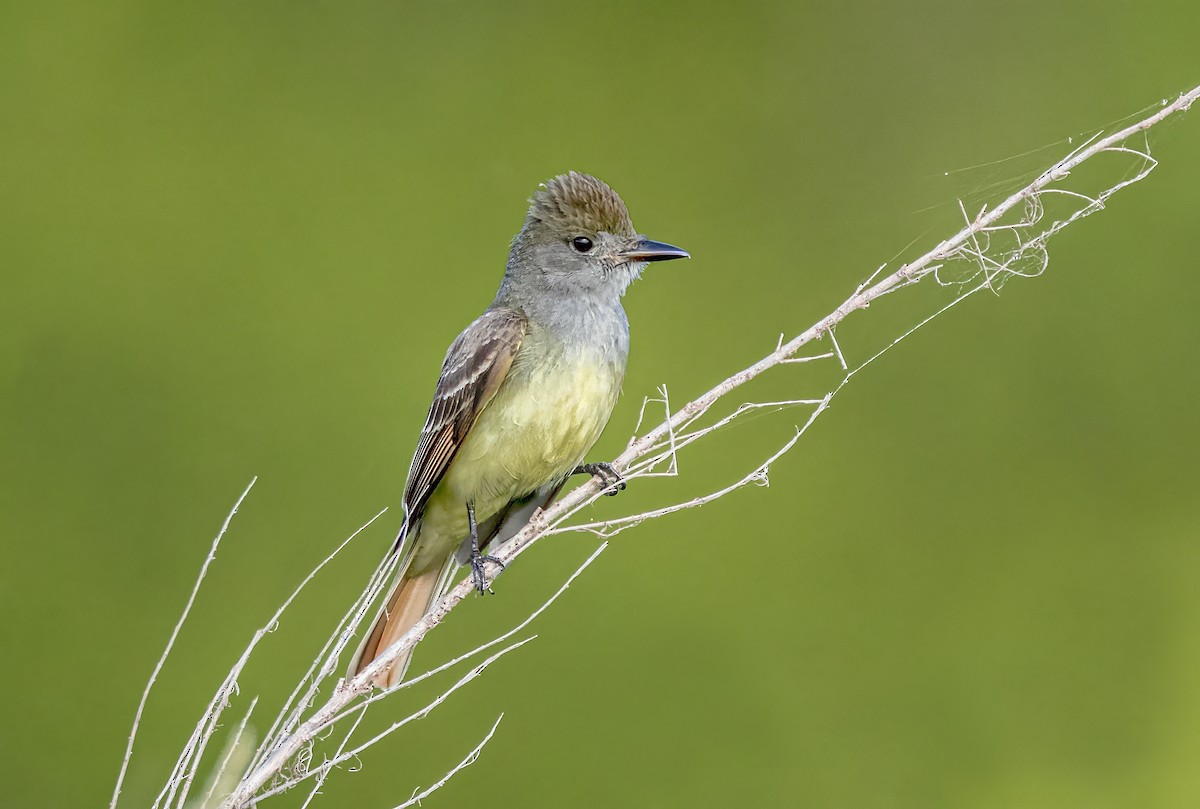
494;285;631;364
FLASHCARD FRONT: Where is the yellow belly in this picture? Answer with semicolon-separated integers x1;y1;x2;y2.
410;350;622;572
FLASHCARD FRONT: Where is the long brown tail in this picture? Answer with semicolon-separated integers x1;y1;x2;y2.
348;563;444;689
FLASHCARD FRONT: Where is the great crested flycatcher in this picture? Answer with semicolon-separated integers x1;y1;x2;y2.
348;172;688;688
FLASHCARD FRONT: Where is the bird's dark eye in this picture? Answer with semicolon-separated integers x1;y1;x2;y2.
570;236;594;253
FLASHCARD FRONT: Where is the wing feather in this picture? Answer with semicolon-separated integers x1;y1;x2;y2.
399;307;526;532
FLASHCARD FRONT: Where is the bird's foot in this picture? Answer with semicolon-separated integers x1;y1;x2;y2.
574;461;626;496
469;547;506;594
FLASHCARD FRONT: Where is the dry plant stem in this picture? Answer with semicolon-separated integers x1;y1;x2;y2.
246;520;397;775
215;85;1199;807
298;704;369;809
553;396;832;539
389;715;504;809
321;541;609;728
249;639;532;805
226;543;608;807
621;90;1197;468
197;698;259;809
109;477;257;809
154;507;386;809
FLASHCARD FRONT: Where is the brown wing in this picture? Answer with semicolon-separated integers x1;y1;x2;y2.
398;306;526;537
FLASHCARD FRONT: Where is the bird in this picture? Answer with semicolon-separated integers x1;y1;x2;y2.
348;172;689;688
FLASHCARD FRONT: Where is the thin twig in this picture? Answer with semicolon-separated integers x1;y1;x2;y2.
227;544;608;806
156;507;385;809
247;640;531;804
195;698;259;809
389;716;504;809
110;477;257;809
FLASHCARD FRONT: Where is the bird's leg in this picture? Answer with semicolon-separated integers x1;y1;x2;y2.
466;502;505;594
572;461;626;496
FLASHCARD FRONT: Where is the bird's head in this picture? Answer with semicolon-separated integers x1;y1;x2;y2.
504;172;688;299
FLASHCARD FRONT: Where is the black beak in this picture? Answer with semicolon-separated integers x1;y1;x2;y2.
622;238;690;262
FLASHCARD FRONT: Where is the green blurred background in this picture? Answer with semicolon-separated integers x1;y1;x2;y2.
3;2;1199;807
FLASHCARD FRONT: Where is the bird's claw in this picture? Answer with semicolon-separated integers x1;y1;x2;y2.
469;549;505;594
575;462;626;496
